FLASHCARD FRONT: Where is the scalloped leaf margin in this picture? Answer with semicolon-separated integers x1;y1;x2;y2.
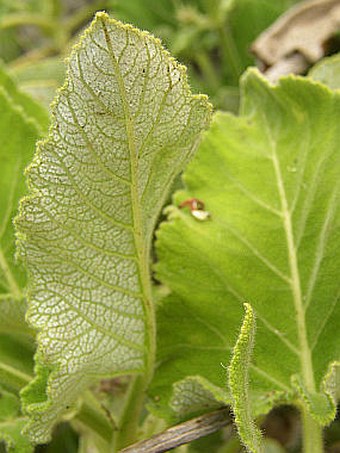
15;12;211;444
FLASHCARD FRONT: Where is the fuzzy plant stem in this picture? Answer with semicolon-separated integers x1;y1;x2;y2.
301;409;323;453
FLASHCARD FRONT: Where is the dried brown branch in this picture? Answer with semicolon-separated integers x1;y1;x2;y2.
120;407;231;453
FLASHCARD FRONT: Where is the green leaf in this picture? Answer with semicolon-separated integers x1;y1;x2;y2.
0;81;38;453
170;376;227;420
0;87;39;305
0;62;49;132
0;297;32;336
309;54;340;90
0;85;37;445
152;69;340;425
15;12;211;444
149;292;230;420
292;366;337;425
263;438;286;453
0;388;33;453
0;332;34;393
0;88;39;350
10;57;66;111
228;303;262;452
227;0;300;75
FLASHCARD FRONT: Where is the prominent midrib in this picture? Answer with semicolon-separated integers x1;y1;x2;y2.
271;148;316;393
101;19;155;377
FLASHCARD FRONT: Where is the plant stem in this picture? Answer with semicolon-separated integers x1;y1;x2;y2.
75;392;115;444
112;268;156;451
0;361;32;391
0;14;55;34
112;374;148;451
8;45;58;71
218;22;242;84
0;249;21;299
195;51;220;93
301;408;323;453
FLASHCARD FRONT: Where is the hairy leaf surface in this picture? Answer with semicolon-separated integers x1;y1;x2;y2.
152;69;340;423
15;12;211;443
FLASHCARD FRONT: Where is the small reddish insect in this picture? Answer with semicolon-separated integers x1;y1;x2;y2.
179;198;210;221
179;198;205;211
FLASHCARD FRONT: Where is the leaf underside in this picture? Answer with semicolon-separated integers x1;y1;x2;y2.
15;12;211;443
151;69;340;423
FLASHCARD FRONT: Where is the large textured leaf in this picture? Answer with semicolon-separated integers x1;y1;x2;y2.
15;12;211;443
152;69;340;424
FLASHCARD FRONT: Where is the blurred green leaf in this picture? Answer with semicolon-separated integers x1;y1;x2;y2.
0;88;40;298
0;78;40;450
10;57;65;110
0;62;49;131
309;53;340;90
0;388;33;453
0;87;37;451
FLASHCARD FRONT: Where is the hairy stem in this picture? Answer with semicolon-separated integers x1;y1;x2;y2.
302;409;323;453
